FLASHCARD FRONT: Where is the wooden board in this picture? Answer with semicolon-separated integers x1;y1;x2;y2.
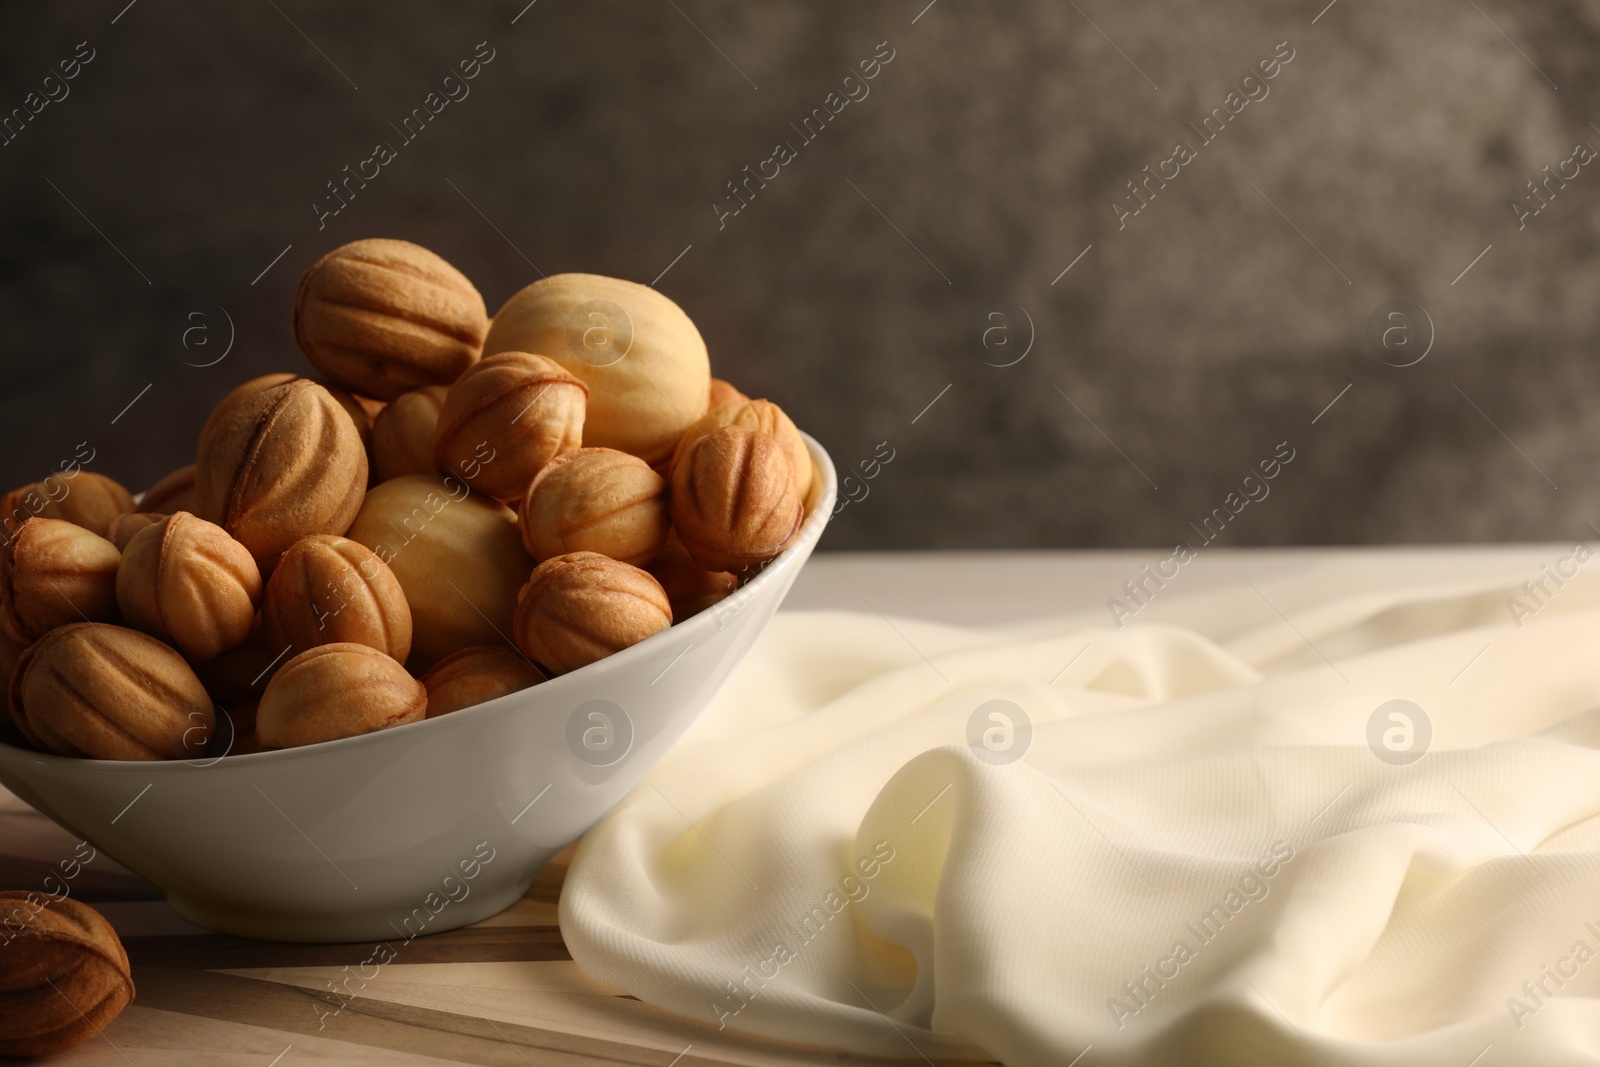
0;786;979;1066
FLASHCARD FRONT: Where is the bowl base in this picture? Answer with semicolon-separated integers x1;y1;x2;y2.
165;864;548;944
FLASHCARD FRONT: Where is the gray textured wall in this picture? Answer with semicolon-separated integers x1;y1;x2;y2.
2;2;1597;550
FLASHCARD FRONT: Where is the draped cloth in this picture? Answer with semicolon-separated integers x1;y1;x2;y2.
561;554;1600;1065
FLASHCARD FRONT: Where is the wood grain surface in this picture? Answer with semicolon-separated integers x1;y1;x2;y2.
0;785;981;1066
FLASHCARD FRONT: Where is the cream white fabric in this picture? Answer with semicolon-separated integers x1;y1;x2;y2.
560;556;1600;1065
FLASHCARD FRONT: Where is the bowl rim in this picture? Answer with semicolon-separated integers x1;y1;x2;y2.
0;433;837;774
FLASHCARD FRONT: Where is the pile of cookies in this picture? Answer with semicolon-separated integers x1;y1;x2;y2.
0;239;814;759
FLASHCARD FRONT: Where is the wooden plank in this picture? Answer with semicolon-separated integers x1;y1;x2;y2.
221;961;962;1067
123;925;571;969
49;1003;491;1066
133;968;805;1067
222;960;617;998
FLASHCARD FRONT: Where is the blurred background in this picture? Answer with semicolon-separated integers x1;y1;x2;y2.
2;1;1598;550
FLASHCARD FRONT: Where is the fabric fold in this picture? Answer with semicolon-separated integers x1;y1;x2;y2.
561;559;1600;1065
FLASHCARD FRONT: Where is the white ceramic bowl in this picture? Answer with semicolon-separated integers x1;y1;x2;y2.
0;436;835;943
